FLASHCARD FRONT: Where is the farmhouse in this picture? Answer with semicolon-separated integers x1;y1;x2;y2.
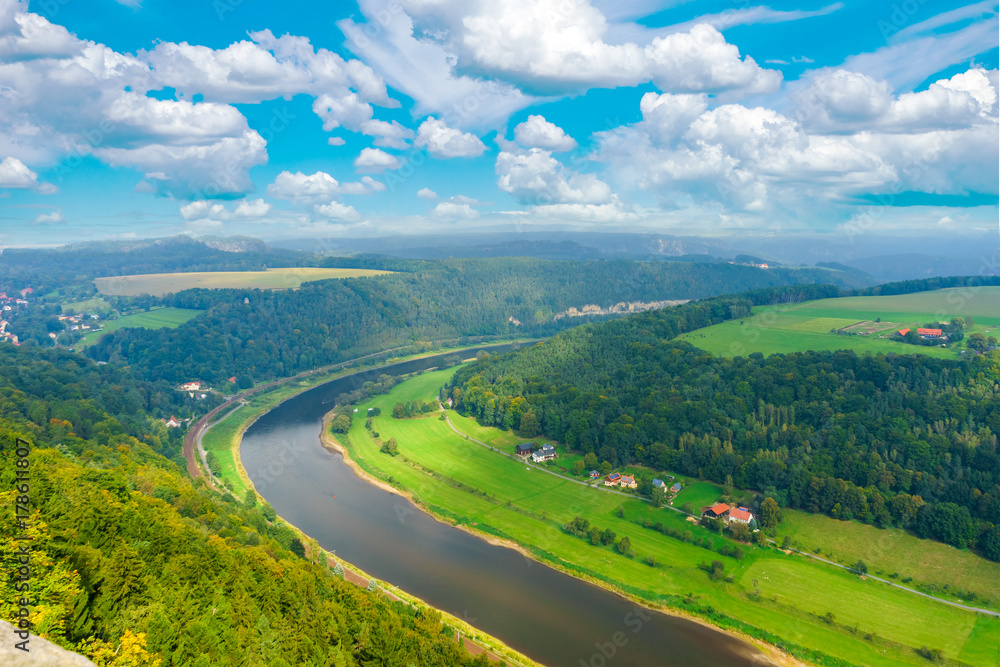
515;443;534;457
703;503;730;519
671;482;682;493
620;475;637;489
917;328;943;339
729;507;754;524
590;470;600;479
604;472;622;486
181;381;201;391
163;416;182;428
652;478;665;489
531;444;556;463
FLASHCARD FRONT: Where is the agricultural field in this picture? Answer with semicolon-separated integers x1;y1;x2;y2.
95;267;394;296
337;368;999;667
61;296;112;313
679;287;1000;359
779;510;1000;609
76;307;203;347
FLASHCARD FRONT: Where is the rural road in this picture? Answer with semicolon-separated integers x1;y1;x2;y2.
442;407;1000;619
766;539;1000;617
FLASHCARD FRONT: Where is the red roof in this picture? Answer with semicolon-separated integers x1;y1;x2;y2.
707;503;730;516
917;328;942;336
897;328;910;336
729;508;753;522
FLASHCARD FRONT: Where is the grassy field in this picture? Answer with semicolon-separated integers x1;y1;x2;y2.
779;510;1000;609
76;307;203;347
61;296;111;313
337;368;999;667
671;480;724;510
95;267;394;296
679;287;1000;359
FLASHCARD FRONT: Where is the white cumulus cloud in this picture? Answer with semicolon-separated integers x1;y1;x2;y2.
415;117;486;158
0;156;56;193
314;200;363;222
354;147;401;172
513;115;577;152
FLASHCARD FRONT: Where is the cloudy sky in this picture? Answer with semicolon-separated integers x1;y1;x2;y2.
0;0;996;245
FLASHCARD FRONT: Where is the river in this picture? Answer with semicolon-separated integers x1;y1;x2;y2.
240;345;765;667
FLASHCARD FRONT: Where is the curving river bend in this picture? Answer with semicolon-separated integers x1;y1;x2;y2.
240;346;766;667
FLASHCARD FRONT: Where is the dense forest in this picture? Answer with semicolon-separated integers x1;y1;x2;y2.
448;287;1000;561
87;259;858;385
0;344;491;666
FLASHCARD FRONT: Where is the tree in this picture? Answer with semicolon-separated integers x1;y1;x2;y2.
759;497;781;530
651;486;666;508
599;460;612;475
730;522;751;542
519;410;540;437
583;452;598;469
261;503;277;523
709;560;725;581
573;460;585;476
600;528;617;546
330;414;352;433
854;560;867;575
243;489;257;509
392;402;406;419
587;526;602;545
381;437;399;456
968;332;989;352
979;525;1000;562
290;537;306;558
616;536;634;558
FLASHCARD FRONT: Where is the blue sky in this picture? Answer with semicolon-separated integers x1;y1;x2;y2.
0;0;996;245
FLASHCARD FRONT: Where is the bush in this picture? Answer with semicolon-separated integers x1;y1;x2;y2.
380;437;399;456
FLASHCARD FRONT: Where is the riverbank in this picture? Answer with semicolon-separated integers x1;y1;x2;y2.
195;342;543;667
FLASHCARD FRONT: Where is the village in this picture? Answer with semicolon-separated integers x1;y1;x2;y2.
513;440;756;532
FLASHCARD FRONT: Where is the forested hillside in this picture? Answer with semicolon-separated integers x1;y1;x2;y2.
0;344;490;666
448;288;1000;561
88;259;857;385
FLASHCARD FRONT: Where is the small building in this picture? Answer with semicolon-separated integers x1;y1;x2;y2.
181;382;201;391
671;482;682;493
516;443;534;457
917;328;943;339
703;503;730;519
164;416;182;428
729;507;754;524
652;478;665;489
604;472;622;486
620;475;637;489
228;376;237;383
531;444;556;463
590;470;600;479
897;328;910;336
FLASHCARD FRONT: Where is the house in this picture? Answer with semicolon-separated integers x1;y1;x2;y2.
604;472;622;486
917;328;943;339
590;470;600;479
228;376;237;383
897;328;911;336
703;503;731;519
620;475;637;489
652;478;665;489
729;507;754;524
671;482;682;493
531;444;556;463
164;416;182;428
515;443;534;457
181;382;201;391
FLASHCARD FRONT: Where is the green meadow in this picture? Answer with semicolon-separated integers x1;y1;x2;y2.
337;367;999;667
678;287;1000;359
779;510;1000;609
77;307;203;347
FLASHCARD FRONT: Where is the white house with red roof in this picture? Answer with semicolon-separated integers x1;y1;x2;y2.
729;507;754;524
